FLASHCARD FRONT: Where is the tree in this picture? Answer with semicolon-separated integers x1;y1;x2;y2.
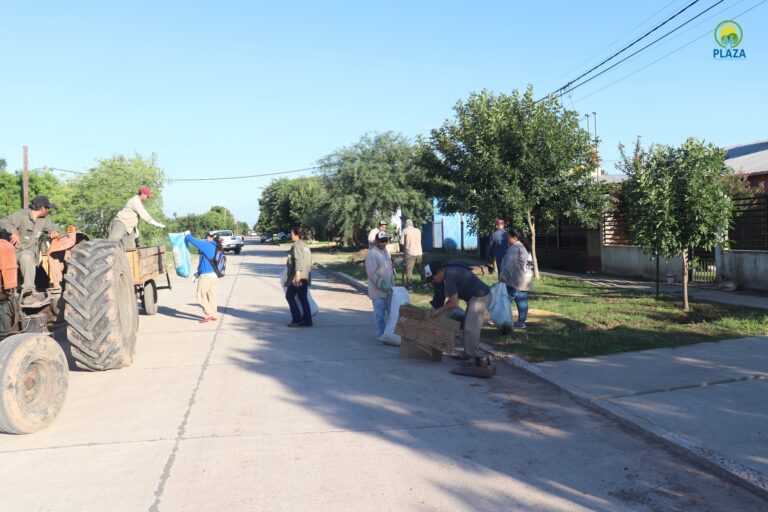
0;162;74;225
319;132;432;246
618;137;736;311
168;206;238;236
418;87;605;277
0;160;22;218
256;176;327;234
68;154;165;239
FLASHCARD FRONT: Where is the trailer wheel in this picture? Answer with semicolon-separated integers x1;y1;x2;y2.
0;333;68;434
142;279;158;315
63;241;138;371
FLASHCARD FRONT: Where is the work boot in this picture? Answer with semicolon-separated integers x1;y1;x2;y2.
451;357;496;378
21;290;45;306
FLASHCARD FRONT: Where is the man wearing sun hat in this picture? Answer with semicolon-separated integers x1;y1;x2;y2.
365;230;395;341
108;186;166;249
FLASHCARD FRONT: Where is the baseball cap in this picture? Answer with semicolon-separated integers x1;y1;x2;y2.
375;231;390;242
30;195;56;210
204;231;214;238
378;220;387;226
424;261;442;282
495;219;505;226
138;187;153;198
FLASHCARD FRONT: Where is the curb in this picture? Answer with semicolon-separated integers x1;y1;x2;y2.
317;267;768;500
486;348;768;501
314;263;367;294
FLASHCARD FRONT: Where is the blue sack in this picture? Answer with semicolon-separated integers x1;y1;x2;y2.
169;233;192;277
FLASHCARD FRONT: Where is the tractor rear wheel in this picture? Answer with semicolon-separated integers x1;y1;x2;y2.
63;241;138;371
0;333;68;434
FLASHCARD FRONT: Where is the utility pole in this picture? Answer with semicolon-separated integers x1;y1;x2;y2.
592;111;598;143
23;145;29;209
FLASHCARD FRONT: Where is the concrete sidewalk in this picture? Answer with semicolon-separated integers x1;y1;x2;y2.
507;337;768;498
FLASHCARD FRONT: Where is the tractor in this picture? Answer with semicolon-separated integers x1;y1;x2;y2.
0;227;139;434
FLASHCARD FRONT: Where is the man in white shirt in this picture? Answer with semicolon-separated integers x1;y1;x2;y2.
365;231;394;341
367;220;387;248
108;187;165;249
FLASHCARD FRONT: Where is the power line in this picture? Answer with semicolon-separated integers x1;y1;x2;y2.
553;0;686;82
571;0;766;104
557;0;725;98
165;166;319;183
540;0;702;101
39;165;318;182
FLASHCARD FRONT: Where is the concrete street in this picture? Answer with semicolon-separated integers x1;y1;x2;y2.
0;242;765;511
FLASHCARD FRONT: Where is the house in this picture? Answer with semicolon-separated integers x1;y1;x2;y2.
421;200;478;252
600;140;768;289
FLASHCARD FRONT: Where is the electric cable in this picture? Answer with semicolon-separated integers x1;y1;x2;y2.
554;0;687;81
556;0;725;98
571;0;764;104
541;0;702;100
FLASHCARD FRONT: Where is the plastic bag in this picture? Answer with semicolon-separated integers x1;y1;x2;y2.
380;286;410;345
169;233;192;278
280;269;318;317
488;283;513;331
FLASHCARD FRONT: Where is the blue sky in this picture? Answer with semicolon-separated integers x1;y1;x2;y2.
1;0;766;226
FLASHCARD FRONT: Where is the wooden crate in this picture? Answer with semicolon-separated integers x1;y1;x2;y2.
127;246;167;285
395;305;460;355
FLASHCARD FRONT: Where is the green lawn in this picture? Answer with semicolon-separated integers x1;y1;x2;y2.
318;251;768;362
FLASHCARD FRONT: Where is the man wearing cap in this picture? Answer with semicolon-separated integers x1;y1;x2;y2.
367;220;388;248
488;219;510;279
365;230;394;341
426;261;495;377
108;187;166;249
0;195;61;300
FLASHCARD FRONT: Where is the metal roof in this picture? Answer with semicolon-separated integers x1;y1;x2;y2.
725;140;768;175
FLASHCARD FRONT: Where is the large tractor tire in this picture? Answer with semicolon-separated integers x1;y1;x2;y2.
63;241;139;371
0;333;68;434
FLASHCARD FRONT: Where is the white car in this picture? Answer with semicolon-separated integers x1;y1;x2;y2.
210;230;245;254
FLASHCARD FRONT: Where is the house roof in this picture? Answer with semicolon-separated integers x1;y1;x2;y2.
725;140;768;175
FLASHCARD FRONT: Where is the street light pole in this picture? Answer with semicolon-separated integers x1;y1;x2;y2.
592;111;598;143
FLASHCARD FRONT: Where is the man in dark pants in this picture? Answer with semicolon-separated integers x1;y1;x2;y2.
488;219;509;279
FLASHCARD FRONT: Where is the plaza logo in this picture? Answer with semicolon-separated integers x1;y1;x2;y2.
713;20;745;59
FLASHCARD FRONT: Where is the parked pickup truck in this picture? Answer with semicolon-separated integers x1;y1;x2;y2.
210;230;245;254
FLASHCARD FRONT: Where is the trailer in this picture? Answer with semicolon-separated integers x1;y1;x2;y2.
126;246;172;316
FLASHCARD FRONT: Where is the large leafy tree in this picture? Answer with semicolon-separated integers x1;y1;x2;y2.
68;154;165;238
319;132;432;246
618;137;736;311
0;161;74;224
418;87;605;277
256;176;327;234
169;206;238;235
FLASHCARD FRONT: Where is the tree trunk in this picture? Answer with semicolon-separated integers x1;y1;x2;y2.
682;248;690;312
527;214;540;279
655;252;660;299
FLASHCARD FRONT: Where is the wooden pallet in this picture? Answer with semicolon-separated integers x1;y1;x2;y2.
395;305;460;361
